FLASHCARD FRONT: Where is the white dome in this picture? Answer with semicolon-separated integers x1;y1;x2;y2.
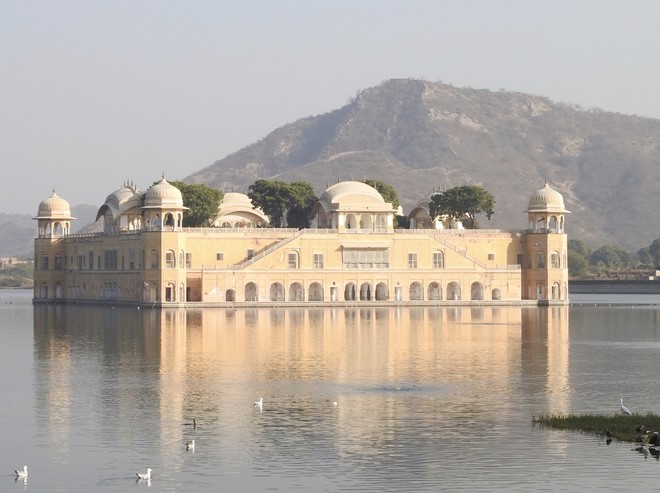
527;182;568;213
35;191;74;219
319;181;385;206
143;177;184;209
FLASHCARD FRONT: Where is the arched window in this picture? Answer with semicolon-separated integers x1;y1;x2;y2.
345;214;357;231
536;250;545;269
492;288;502;300
551;251;560;268
165;250;176;268
359;214;373;232
164;213;175;227
374;214;387;233
150;249;159;269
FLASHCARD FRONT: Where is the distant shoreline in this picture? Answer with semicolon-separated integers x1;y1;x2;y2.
569;279;660;295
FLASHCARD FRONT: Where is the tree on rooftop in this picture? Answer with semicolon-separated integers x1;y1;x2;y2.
170;181;223;227
429;185;495;229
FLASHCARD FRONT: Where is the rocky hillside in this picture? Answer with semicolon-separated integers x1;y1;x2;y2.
186;79;660;252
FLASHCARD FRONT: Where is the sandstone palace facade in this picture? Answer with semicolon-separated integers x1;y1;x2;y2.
33;179;569;307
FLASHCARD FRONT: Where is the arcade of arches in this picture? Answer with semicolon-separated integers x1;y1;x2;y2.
230;280;503;302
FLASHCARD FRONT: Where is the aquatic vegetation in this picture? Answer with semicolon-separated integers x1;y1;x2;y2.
532;412;660;443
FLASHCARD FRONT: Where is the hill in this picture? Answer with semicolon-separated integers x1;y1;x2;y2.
185;79;660;252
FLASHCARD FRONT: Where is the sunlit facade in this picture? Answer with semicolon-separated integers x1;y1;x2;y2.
33;178;569;306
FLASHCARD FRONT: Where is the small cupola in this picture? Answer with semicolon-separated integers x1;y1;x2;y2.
34;190;75;238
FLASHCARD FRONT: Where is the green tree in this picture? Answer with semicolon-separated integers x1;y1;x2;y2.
429;185;495;229
363;179;400;209
637;246;652;267
568;239;591;259
589;244;632;270
170;181;223;227
648;238;660;266
285;181;318;229
568;250;590;278
568;239;593;277
248;180;291;227
248;179;317;229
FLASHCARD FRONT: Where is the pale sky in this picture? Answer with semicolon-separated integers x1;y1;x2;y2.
3;0;660;214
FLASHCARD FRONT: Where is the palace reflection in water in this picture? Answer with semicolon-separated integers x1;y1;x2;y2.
32;305;569;473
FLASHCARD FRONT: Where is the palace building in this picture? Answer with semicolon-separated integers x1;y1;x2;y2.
33;178;569;306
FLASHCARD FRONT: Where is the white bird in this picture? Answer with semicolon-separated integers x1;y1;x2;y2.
254;397;263;410
620;396;632;416
186;439;195;451
14;465;28;478
136;468;152;480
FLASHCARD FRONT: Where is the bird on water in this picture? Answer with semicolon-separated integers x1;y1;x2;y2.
186;439;195;451
15;466;28;478
136;468;152;480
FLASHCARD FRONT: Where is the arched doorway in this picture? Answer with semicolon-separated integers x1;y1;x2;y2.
344;282;357;301
492;288;501;300
309;282;324;301
245;282;258;302
409;282;423;301
375;282;388;301
289;282;304;301
470;282;484;301
428;282;442;300
447;282;461;301
270;282;285;301
226;289;236;302
551;282;560;300
360;282;372;301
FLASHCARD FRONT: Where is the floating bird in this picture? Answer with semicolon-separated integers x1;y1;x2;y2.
186;439;195;451
14;466;28;478
254;397;263;410
184;418;197;429
620;396;632;416
332;401;338;407
136;468;152;480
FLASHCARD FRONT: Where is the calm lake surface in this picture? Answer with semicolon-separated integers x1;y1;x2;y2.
1;290;660;492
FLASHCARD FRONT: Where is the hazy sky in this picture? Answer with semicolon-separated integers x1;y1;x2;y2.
3;0;660;214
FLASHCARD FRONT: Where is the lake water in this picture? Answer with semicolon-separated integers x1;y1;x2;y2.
1;290;660;492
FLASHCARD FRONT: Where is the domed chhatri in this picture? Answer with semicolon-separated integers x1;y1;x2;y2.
143;177;185;208
36;190;74;220
34;190;75;238
527;181;569;213
33;178;570;306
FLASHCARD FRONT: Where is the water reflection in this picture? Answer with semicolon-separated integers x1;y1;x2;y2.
32;305;571;489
